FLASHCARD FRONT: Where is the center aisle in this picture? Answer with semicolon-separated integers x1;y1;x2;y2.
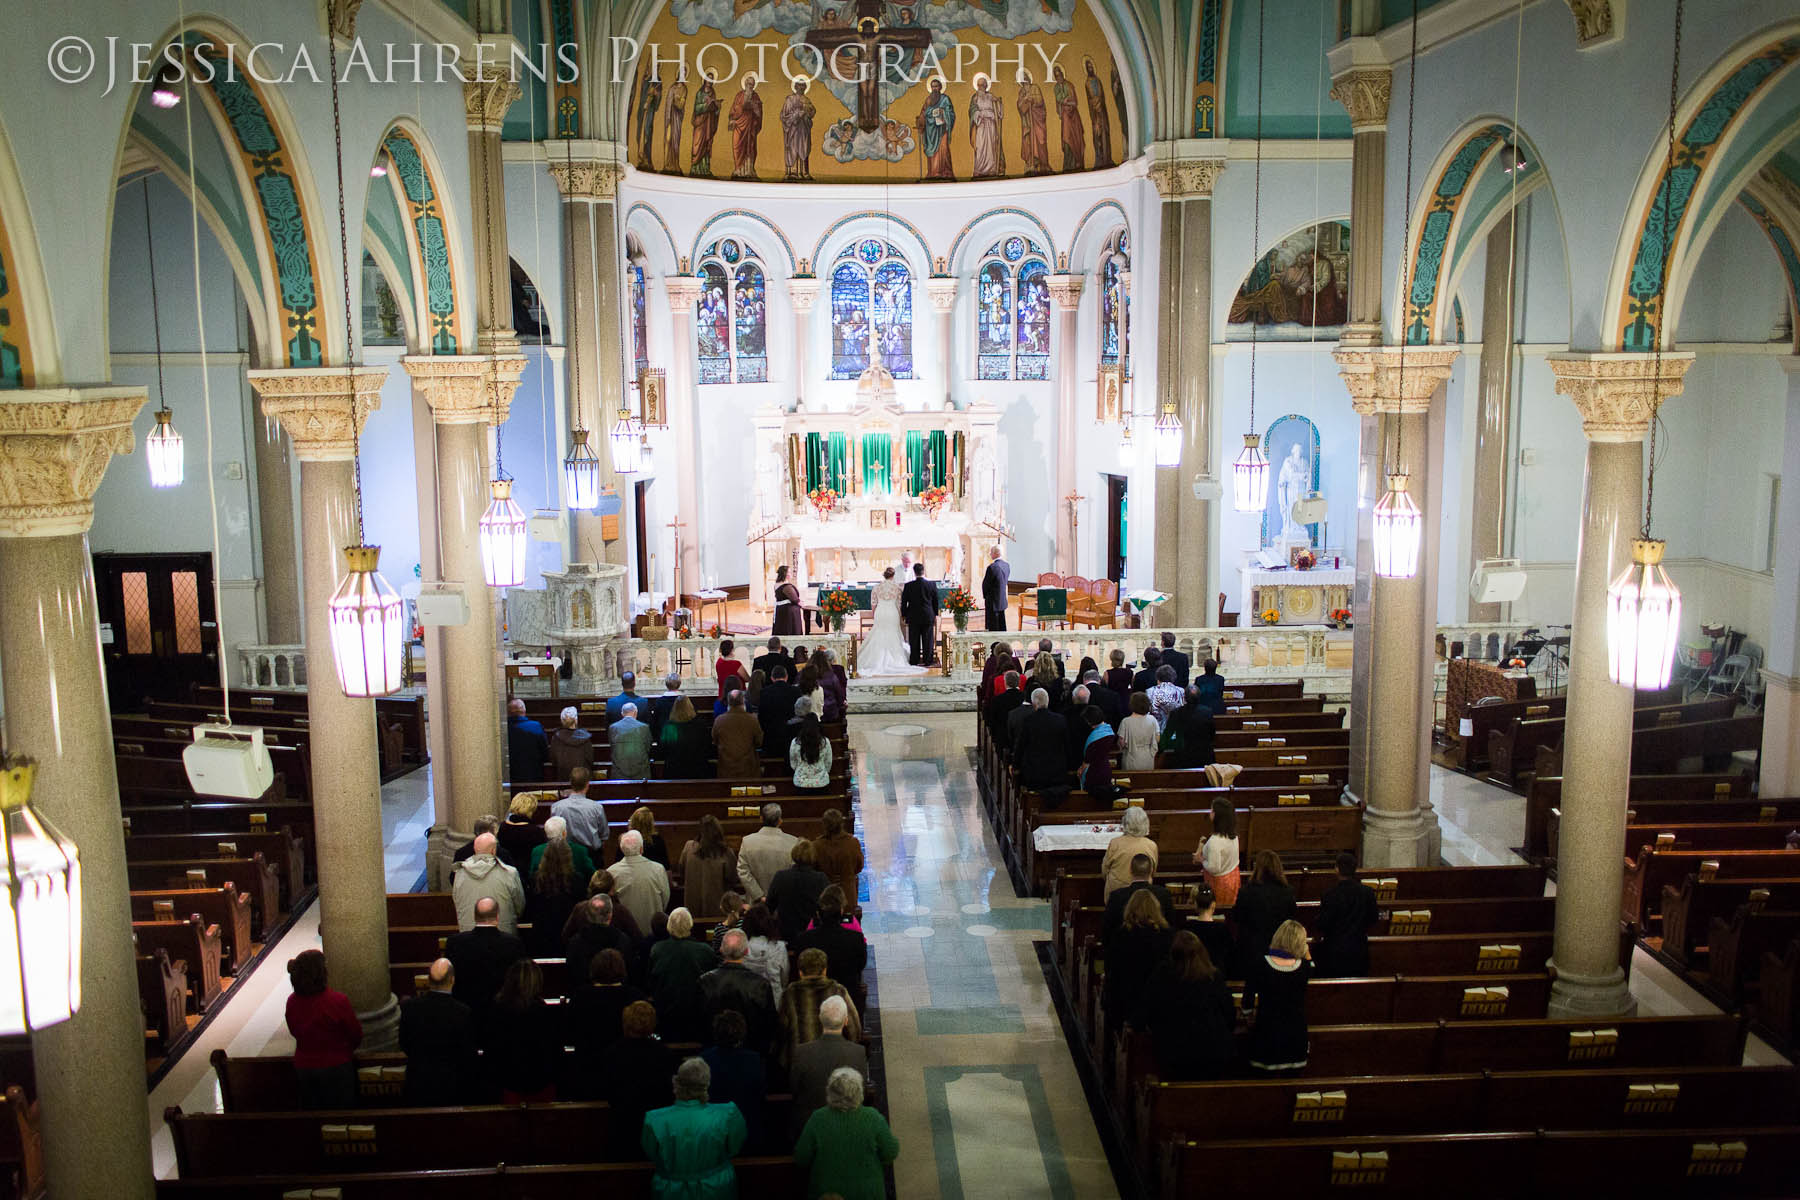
848;713;1118;1199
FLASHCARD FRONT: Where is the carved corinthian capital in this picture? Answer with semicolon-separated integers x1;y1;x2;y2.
248;367;389;461
1332;345;1459;415
1329;67;1393;133
1546;351;1693;442
1148;157;1224;199
1046;274;1085;309
464;76;523;132
547;159;625;202
325;0;364;44
0;387;145;537
923;278;958;313
789;278;823;314
1565;0;1622;49
664;276;703;311
403;354;526;425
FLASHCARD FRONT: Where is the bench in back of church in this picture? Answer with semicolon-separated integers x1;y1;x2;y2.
1623;846;1800;930
1547;815;1800;865
1523;771;1753;860
1215;726;1350;750
121;828;307;909
1661;875;1800;967
124;854;281;938
190;684;429;766
1486;696;1739;788
1709;906;1800;1005
132;886;254;974
503;774;850;800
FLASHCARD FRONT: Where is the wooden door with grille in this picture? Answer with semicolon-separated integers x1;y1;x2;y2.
92;552;218;710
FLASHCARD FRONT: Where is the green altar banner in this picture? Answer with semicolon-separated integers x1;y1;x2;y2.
1036;587;1068;618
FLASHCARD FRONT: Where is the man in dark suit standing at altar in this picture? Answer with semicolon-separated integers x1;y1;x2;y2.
981;545;1010;631
901;563;941;667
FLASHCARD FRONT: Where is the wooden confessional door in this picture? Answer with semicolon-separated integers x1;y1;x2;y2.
92;552;218;710
635;479;652;595
1104;474;1128;584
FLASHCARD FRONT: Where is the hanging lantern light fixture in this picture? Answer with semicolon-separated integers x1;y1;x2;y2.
139;179;183;488
1153;403;1183;467
479;479;529;588
1607;0;1686;689
1233;435;1268;513
1117;421;1135;466
1234;0;1271;514
149;51;183;109
610;407;643;475
0;756;81;1037
564;429;601;510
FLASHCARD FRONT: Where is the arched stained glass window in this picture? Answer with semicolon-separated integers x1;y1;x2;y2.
1099;228;1130;371
976;237;1050;380
628;257;649;377
830;240;913;380
695;239;766;385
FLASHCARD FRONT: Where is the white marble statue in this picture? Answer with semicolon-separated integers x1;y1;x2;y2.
1277;442;1312;547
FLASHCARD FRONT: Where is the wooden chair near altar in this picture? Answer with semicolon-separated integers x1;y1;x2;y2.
1072;578;1118;628
1019;572;1062;627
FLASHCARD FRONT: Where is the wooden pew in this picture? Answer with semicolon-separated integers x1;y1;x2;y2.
125;855;281;938
1535;715;1766;785
133;917;222;1013
1459;685;1684;771
138;950;188;1053
1524;772;1751;860
1759;939;1800;1051
191;685;428;767
121;828;308;907
1547;814;1800;863
131;887;254;973
1622;846;1800;930
387;893;455;926
154;1158;802;1199
1707;906;1800;1003
1487;697;1738;789
122;723;315;801
502;775;850;801
1658;876;1800;967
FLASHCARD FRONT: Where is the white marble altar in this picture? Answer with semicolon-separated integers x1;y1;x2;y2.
1238;566;1355;626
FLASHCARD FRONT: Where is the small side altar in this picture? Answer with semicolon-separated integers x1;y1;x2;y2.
1239;565;1354;626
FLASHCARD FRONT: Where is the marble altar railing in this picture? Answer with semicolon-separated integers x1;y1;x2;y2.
554;632;858;692
238;643;309;690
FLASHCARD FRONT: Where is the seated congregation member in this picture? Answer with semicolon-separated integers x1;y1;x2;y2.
660;697;715;778
1118;692;1160;770
795;1067;900;1200
1014;689;1069;793
1193;798;1241;906
1100;804;1156;900
530;816;595;882
1233;849;1298;968
525;836;585;956
793;886;868;1001
1136;930;1235;1081
1079;705;1118;799
737;803;799;902
759;665;800;760
612;828;672;933
284;949;362;1109
651;907;721;1040
605;671;645;720
769;839;831;943
551;768;609;860
740;902;790;1004
711;892;747;951
1102;853;1174;940
609;702;653;781
399;957;477;1105
453;832;525;934
547;706;594;779
1159;632;1191;686
1103;888;1172;1031
506;697;549;782
571;949;646;1085
811;809;863;900
1130;646;1163;694
1194;658;1227;715
646;673;686;739
1104;648;1134;702
446;896;526;1019
1244;919;1314;1074
1161;689;1217;769
498;793;548;867
1317;852;1380;977
790;712;834;790
1147;665;1185;729
607;1001;676;1159
753;637;792;679
779;948;862;1070
701;929;779;1056
811;648;847;721
452;814;509;866
565;895;637;989
643;1057;748;1200
712;690;764;777
630;805;673;868
790;994;868;1139
715;638;750;699
701;1010;768;1150
485;958;560;1104
680;814;744;917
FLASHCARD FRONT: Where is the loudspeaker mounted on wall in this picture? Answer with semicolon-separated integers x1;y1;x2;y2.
1470;558;1528;604
417;582;471;627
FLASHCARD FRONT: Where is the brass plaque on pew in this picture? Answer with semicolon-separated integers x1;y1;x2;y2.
1687;1141;1747;1177
185;869;208;886
1226;706;1249;714
1623;1082;1679;1114
1476;944;1522;972
152;900;174;918
356;1066;406;1097
1258;738;1287;748
1276;793;1307;806
1300;773;1328;784
1369;878;1399;901
1245;720;1271;730
117;742;144;754
1292;1089;1346;1123
1114;777;1132;788
1698;860;1721;881
250;696;274;706
1386;909;1430;934
1568;1028;1619;1060
250;813;267;828
1759;806;1777;821
1460;986;1510;1017
580;702;603;712
730;786;758;797
1525;705;1550;716
321;1124;377;1156
1655;833;1677;849
215;842;238;856
1110;797;1145;810
1329;1150;1387;1186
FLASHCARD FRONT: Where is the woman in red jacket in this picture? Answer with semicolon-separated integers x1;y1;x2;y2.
285;949;363;1108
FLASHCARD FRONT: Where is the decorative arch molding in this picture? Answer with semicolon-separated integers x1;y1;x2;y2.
947;208;1059;275
1438;168;1553;337
1193;0;1227;137
689;209;796;275
1606;26;1800;351
624;202;679;272
810;211;932;277
1069;200;1131;270
1740;187;1800;336
378;121;471;354
0;116;55;387
549;0;583;138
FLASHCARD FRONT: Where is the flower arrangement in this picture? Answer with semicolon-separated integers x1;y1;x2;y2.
944;584;976;631
807;486;841;518
1261;606;1281;626
920;484;952;518
817;588;858;632
1330;606;1352;629
1293;547;1317;571
707;622;723;638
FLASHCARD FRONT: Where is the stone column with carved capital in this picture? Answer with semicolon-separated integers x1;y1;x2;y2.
464;74;523;353
402;354;523;833
789;277;821;411
1334;345;1457;866
0;388;156;1199
246;365;401;1046
664;275;704;595
1543;350;1693;1017
925;277;958;411
1047;273;1084;575
1149;152;1222;625
1762;358;1800;796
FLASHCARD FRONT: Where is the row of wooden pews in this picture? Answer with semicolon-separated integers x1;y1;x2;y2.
1483;695;1742;789
1456;684;1682;772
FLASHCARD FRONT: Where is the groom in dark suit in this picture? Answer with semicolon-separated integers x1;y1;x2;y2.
901;563;941;667
981;546;1010;631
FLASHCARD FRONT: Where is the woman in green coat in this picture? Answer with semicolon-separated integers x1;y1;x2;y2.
642;1057;748;1199
794;1067;899;1200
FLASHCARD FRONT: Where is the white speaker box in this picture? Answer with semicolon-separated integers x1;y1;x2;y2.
1470;558;1528;603
182;725;275;798
417;582;471;627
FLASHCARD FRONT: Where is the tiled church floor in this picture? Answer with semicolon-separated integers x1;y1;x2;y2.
141;710;1786;1184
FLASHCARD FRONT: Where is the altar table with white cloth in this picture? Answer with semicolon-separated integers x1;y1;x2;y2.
1238;566;1355;626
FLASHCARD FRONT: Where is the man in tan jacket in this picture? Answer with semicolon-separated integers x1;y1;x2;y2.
736;802;800;902
712;689;764;778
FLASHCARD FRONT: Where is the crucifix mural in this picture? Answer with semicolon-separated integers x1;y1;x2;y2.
803;0;932;131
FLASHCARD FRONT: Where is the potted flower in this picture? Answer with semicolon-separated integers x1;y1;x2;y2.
1261;606;1281;626
817;588;857;633
944;585;977;632
1293;547;1317;571
920;484;952;520
807;486;841;519
1329;606;1352;630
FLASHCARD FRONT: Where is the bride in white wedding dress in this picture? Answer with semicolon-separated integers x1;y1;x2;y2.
858;567;925;676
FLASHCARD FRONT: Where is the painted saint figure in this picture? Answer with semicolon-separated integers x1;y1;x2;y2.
1111;66;1129;149
1016;70;1051;176
690;73;721;177
730;75;764;181
916;77;956;181
780;78;817;180
1052;65;1085;172
1085;57;1114;170
637;75;663;170
968;74;1006;179
663;78;688;175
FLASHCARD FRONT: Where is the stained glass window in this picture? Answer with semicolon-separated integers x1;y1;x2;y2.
696;240;765;385
1100;228;1131;371
830;241;913;380
976;237;1049;380
629;260;649;377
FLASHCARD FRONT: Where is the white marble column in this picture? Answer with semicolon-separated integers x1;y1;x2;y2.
1544;350;1694;1018
789;276;820;411
247;366;401;1047
0;388;155;1199
663;275;703;597
1047;273;1085;575
1468;214;1517;622
926;277;958;410
1760;357;1800;795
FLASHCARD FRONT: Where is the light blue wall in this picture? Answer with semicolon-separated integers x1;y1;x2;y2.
1224;0;1352;140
